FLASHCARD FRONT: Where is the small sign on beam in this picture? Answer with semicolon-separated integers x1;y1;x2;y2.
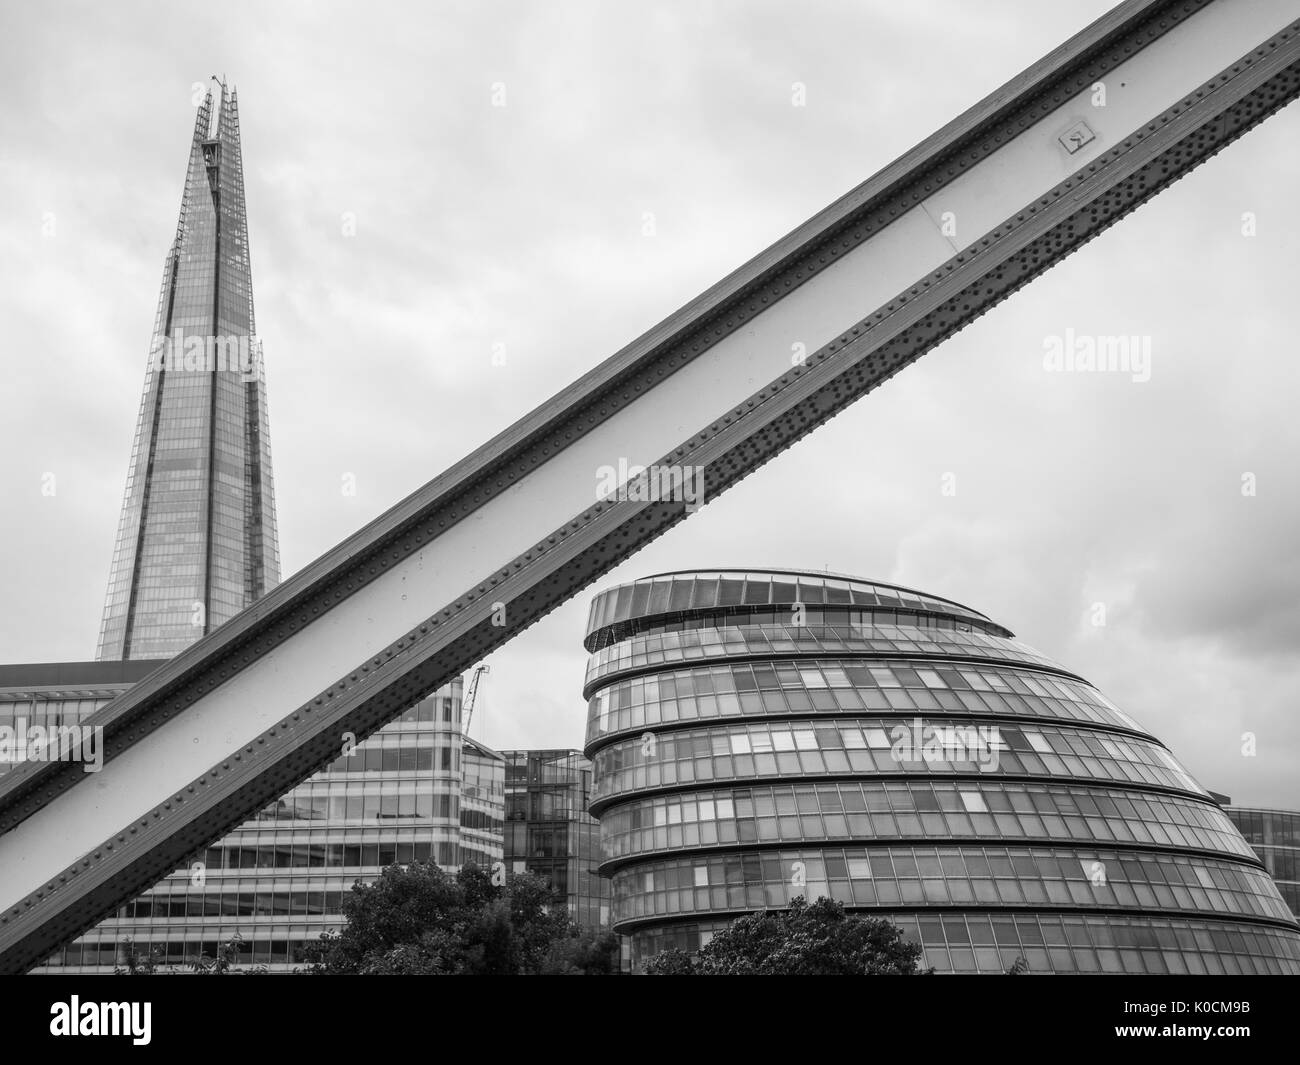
1058;120;1097;155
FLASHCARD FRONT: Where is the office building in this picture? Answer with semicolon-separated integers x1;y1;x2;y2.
502;749;610;930
1226;807;1300;919
2;665;501;972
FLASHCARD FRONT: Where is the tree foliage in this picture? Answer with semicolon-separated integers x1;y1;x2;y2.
641;947;696;975
302;861;611;975
541;929;621;975
643;897;928;975
115;933;263;974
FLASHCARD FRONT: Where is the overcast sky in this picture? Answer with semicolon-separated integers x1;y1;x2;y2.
0;0;1296;808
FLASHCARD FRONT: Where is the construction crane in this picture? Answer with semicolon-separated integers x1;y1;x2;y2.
3;0;1299;972
461;664;490;737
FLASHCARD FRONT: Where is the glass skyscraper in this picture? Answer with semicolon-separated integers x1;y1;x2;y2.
3;81;505;973
97;77;279;661
582;569;1300;974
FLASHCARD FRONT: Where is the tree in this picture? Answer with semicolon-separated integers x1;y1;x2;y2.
643;897;928;975
187;933;266;974
302;861;604;975
115;933;263;974
541;929;621;975
115;940;161;975
641;947;695;975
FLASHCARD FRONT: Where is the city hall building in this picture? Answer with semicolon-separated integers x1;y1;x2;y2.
582;569;1300;974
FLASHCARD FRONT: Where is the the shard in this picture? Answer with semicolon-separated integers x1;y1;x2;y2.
97;78;279;661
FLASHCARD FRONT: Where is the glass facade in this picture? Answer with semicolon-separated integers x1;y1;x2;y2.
502;749;610;931
582;569;1300;974
0;660;161;783
1226;808;1300;919
98;78;279;661
1;666;503;972
462;738;507;870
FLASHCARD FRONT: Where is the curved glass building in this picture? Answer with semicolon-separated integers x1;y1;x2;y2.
582;569;1300;974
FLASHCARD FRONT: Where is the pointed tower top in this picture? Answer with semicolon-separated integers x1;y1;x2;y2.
97;80;279;660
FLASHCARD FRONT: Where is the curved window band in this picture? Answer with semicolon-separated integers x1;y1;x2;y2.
597;781;1253;864
610;845;1294;925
